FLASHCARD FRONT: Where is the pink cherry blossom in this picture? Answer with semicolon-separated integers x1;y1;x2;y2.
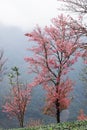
25;14;84;123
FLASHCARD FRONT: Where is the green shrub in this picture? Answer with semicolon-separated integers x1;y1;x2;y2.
5;120;87;130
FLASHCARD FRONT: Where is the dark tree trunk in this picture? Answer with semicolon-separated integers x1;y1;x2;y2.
56;99;60;123
19;120;24;127
55;81;61;123
56;107;60;123
19;117;24;128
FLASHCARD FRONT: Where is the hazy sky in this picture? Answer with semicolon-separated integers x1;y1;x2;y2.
0;0;59;30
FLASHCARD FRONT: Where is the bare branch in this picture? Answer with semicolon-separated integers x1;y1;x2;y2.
0;49;7;81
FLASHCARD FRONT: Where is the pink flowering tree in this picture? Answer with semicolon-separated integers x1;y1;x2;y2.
25;15;84;123
77;109;87;121
57;0;87;62
3;67;31;127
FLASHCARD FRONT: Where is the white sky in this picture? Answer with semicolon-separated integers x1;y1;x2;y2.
0;0;59;30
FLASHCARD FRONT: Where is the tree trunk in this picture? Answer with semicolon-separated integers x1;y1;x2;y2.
19;118;24;128
56;99;60;123
55;81;61;123
56;107;60;123
20;120;24;127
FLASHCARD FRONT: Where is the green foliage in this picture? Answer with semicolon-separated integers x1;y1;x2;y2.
12;66;20;77
5;121;87;130
8;66;20;85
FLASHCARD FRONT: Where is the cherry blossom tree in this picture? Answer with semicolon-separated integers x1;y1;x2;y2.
77;109;87;121
57;0;87;59
3;67;31;127
57;1;87;118
57;0;87;14
25;14;84;123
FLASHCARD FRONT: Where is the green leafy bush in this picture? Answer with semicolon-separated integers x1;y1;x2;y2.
6;121;87;130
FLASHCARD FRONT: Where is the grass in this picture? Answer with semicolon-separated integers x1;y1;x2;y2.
1;120;87;130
